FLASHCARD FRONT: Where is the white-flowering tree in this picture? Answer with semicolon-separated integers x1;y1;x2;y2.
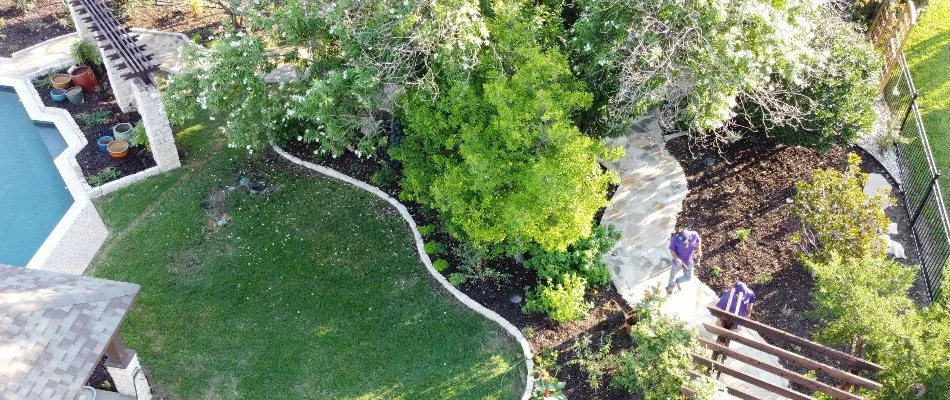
570;0;879;149
166;0;490;156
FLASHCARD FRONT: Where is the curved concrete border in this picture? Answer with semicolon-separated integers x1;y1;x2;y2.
272;144;534;400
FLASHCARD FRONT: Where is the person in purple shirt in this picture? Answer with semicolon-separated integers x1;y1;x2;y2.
716;281;756;330
667;229;702;295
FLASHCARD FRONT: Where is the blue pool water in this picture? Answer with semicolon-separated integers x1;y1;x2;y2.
0;87;73;266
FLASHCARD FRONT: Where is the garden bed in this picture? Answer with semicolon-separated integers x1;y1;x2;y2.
0;0;73;56
284;140;635;399
667;135;928;349
32;67;155;182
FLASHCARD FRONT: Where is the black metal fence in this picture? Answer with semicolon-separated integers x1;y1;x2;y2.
883;53;950;302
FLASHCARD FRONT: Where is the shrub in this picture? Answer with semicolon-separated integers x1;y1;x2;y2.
369;164;397;188
532;377;568;400
793;153;892;260
432;259;449;272
448;273;467;287
417;224;436;237
525;225;620;287
130;122;149;151
611;308;715;400
78;110;112;127
71;39;102;66
734;228;751;242
423;241;443;256
450;243;509;284
570;333;613;390
806;252;950;399
86;167;123;186
523;273;591;323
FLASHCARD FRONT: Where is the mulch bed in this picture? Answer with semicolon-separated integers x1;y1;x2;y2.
282;140;635;399
85;355;118;392
32;66;155;179
0;0;225;58
0;0;73;57
668;136;926;341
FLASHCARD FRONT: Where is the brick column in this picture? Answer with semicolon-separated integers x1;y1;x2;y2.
105;352;152;400
130;77;181;171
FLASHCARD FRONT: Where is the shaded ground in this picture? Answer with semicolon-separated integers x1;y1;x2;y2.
0;0;72;56
668;137;925;339
32;67;154;181
0;0;225;57
89;120;524;399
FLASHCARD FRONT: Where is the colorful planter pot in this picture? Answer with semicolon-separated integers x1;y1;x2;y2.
50;88;67;102
97;136;114;153
113;123;133;143
107;139;129;159
66;86;84;104
70;66;97;93
51;74;72;89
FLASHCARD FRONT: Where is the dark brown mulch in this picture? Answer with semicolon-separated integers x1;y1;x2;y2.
668;136;926;340
85;355;118;392
32;67;156;179
668;137;848;340
0;0;73;57
280;140;634;399
119;3;226;44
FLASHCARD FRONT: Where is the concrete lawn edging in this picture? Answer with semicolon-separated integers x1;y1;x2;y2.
271;144;534;400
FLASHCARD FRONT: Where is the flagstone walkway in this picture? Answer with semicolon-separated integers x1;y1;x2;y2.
600;115;790;399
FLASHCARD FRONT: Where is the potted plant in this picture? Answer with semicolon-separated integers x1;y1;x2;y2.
113;122;133;142
50;88;67;102
50;73;71;89
66;86;84;104
107;139;129;159
96;136;113;153
70;66;97;93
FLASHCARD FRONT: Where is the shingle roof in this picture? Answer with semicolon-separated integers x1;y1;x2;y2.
0;265;140;400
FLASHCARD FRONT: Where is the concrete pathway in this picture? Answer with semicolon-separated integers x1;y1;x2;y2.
600;115;790;399
5;29;189;78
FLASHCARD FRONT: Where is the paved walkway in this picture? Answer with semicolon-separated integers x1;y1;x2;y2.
4;29;190;78
600;115;789;399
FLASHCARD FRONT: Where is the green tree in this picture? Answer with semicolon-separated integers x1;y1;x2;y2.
393;42;620;253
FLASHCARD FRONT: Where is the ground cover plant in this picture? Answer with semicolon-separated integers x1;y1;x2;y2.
88;120;524;399
904;0;950;204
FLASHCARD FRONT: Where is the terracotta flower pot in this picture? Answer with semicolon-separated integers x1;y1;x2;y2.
50;74;72;89
70;66;98;93
65;86;84;104
107;139;129;159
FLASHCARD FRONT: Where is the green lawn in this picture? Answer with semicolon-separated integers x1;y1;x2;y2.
905;0;950;201
88;121;524;399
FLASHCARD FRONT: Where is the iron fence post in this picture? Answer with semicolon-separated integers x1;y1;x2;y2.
911;173;941;226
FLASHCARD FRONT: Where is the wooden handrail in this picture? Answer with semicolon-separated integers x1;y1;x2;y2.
693;354;816;400
703;324;882;391
700;338;865;400
707;306;884;373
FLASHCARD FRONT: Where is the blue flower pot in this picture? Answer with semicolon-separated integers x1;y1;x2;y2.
50;88;67;102
97;136;114;153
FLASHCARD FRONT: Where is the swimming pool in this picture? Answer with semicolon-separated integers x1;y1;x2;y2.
0;87;74;266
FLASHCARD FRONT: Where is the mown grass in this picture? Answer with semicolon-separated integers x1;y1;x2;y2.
905;0;950;202
89;120;524;399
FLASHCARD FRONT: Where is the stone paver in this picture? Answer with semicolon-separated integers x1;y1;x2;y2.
601;115;790;399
